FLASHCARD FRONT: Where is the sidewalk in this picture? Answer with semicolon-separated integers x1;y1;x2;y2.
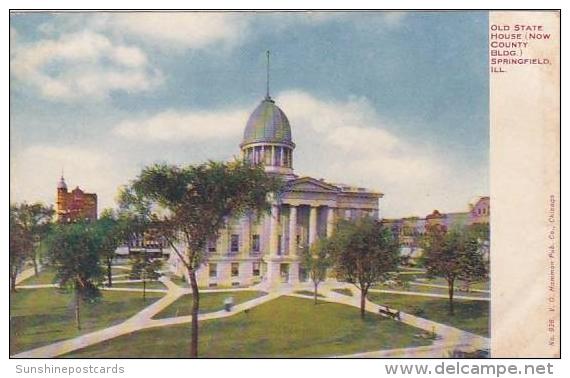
15;265;41;285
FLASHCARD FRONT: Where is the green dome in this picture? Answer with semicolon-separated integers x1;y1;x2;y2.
241;97;294;147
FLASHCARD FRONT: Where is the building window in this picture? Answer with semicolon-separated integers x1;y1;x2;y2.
252;234;260;252
207;239;216;253
277;235;282;255
280;264;289;283
231;263;239;277
252;262;260;276
209;263;217;278
230;234;239;253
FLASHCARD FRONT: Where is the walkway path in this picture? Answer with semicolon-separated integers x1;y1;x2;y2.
15;265;42;285
13;277;488;358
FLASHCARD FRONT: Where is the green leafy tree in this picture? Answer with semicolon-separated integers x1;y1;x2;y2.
9;213;33;292
9;203;54;279
120;160;280;357
46;222;103;330
129;254;163;302
421;224;488;315
331;217;400;319
300;238;333;304
95;209;132;287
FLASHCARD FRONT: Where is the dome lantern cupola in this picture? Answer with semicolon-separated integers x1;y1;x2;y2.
240;51;295;176
57;175;67;191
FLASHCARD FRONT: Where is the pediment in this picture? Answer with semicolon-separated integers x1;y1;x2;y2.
284;177;340;193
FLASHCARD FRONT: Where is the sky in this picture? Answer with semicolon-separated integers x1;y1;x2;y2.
9;11;489;218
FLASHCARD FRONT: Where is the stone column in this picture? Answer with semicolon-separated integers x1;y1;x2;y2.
241;214;251;257
269;204;279;257
309;206;318;246
288;206;297;256
326;207;335;237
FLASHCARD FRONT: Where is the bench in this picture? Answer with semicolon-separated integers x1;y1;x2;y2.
378;306;401;320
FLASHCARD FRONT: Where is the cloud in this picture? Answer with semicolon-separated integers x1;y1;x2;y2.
275;90;486;217
113;107;250;142
103;13;250;50
10;145;130;212
10;30;162;101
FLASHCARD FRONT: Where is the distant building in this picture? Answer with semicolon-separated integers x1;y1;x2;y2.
56;176;97;223
383;196;490;263
115;227;170;259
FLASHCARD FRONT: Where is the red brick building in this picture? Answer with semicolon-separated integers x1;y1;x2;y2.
56;176;97;223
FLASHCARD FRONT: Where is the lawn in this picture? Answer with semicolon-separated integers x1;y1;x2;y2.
367;293;489;337
153;291;266;319
418;277;490;291
373;283;489;299
332;288;353;296
294;290;325;298
65;296;432;358
18;268;57;285
405;285;489;298
110;266;130;276
10;288;164;355
167;274;189;288
110;280;167;290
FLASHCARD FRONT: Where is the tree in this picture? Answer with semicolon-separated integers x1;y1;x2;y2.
46;222;103;330
95;209;130;288
330;217;400;319
9;213;32;292
300;238;333;304
9;203;54;278
120;160;280;357
421;224;488;315
129;253;162;302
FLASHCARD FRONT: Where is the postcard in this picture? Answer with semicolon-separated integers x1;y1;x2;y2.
9;10;560;359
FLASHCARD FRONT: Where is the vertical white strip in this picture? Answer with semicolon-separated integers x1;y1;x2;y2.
490;11;560;357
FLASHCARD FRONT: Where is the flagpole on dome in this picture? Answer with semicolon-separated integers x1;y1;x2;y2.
266;50;271;100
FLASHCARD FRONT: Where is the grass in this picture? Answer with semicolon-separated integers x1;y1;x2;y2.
153;291;266;319
419;277;490;292
65;296;432;358
110;280;166;290
373;283;489;299
367;293;489;337
18;268;57;285
110;267;130;276
332;288;353;296
168;274;189;288
10;288;164;355
294;290;325;298
404;285;489;298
